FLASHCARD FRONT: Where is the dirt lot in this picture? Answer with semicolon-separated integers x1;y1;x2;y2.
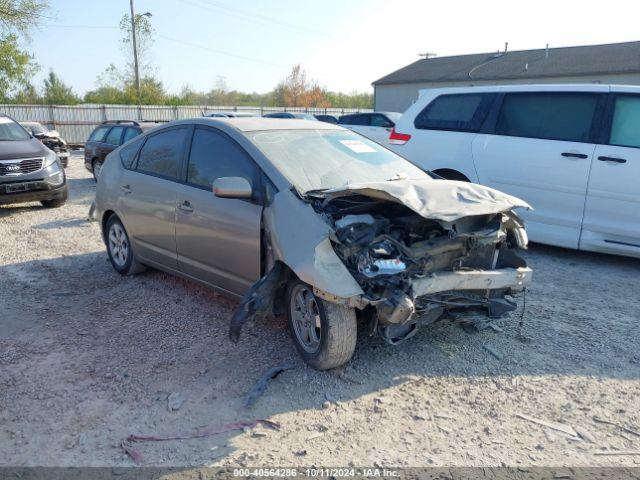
1;152;640;469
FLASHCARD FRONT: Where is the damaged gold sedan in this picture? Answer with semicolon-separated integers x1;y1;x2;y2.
95;118;532;371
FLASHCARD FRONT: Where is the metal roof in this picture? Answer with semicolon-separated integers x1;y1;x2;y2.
373;41;640;86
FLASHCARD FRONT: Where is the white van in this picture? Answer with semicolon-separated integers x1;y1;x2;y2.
388;85;640;258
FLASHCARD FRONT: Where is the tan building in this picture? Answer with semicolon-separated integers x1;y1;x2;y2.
373;41;640;112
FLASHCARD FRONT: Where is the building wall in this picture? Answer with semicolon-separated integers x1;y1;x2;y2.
374;73;640;112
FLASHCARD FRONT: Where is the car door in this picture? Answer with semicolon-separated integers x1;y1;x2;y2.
366;114;395;144
471;89;606;249
580;89;640;257
118;126;191;269
176;126;262;295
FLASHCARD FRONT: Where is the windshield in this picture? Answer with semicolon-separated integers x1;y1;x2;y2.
250;129;430;193
0;117;31;141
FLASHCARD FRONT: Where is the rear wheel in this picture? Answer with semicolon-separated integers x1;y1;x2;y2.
92;158;103;181
105;215;146;275
286;280;357;370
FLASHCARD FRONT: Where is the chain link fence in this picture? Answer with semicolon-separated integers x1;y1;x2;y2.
0;104;373;145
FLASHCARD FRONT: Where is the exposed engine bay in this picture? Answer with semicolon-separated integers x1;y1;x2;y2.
311;193;530;344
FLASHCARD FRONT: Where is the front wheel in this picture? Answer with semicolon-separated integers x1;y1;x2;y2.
286;280;357;370
105;215;146;275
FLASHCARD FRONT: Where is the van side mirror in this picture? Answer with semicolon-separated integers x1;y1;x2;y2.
213;177;253;199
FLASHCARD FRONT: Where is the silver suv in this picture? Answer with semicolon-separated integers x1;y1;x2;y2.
94;118;532;369
0;115;67;208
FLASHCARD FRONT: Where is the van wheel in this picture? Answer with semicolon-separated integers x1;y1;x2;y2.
92;159;103;181
286;280;357;370
105;215;146;275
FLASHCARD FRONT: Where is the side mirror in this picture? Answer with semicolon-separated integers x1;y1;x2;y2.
213;177;253;199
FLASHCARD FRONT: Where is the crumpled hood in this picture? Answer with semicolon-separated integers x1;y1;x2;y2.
322;178;531;223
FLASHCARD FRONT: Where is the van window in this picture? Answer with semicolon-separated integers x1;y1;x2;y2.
495;93;599;143
414;93;492;132
609;95;640;148
136;128;189;180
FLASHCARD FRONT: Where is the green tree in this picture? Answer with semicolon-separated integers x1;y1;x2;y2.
42;70;79;104
0;0;49;99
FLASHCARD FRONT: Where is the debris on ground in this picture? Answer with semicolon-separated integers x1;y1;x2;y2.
120;441;144;464
594;450;640;456
593;417;640;437
167;392;184;411
483;345;504;360
574;426;597;444
515;413;578;437
244;363;295;408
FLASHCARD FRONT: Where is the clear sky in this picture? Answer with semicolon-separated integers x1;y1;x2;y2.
29;0;640;96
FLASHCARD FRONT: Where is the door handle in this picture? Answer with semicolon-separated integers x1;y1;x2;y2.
598;156;627;164
179;200;194;212
561;152;588;159
120;184;131;194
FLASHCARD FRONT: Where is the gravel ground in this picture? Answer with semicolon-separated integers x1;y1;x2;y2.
1;152;640;469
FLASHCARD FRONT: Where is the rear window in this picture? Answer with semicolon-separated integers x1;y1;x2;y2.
495;93;599;143
89;126;110;142
339;114;370;126
609;95;640;148
414;93;493;132
123;127;139;143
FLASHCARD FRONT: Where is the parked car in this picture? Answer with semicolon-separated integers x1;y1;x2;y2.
94;117;532;369
85;120;159;181
205;112;257;118
0;115;67;208
19;121;70;168
338;111;401;144
314;114;338;124
263;112;318;120
388;84;640;258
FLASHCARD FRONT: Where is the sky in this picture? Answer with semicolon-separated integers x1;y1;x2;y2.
27;0;640;96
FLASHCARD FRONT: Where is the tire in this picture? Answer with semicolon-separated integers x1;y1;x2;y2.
286;279;357;370
41;188;68;208
92;158;103;182
105;215;146;275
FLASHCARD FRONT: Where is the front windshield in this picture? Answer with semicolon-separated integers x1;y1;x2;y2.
250;129;430;193
21;122;47;135
0;118;31;141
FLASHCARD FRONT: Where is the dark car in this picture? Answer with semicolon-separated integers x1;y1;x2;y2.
0;115;67;208
314;114;338;124
84;120;158;180
20;122;70;168
263;112;318;121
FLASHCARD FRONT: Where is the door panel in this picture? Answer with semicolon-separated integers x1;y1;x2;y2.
581;93;640;257
176;185;262;294
118;169;178;268
175;126;262;295
472;135;595;248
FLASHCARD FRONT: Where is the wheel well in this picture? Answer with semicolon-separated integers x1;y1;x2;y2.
432;168;470;182
101;210;116;238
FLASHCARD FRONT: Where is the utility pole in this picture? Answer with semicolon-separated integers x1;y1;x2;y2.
130;0;141;103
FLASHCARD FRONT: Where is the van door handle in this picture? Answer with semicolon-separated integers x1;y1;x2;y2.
179;200;193;212
598;156;627;164
561;152;588;159
120;184;131;194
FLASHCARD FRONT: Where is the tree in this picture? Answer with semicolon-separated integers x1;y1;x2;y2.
0;0;48;99
119;12;154;82
42;70;79;104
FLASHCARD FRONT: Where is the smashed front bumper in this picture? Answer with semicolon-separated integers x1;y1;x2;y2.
413;266;532;296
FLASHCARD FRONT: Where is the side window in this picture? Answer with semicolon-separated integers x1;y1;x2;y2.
187;128;256;190
371;114;394;128
123;127;139;144
119;136;144;169
104;126;124;145
609;95;640;148
414;93;492;132
89;126;110;142
495;93;599;143
340;114;369;126
136;128;189;180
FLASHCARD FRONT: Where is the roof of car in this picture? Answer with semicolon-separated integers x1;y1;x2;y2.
190;117;342;132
